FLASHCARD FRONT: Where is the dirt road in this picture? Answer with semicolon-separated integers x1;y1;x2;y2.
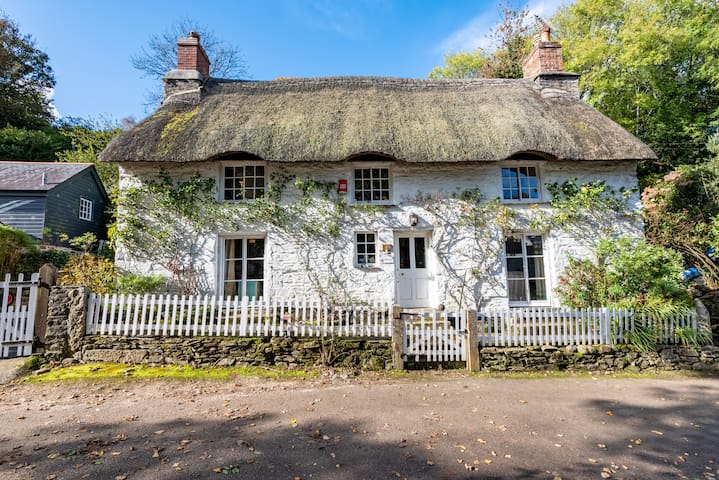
1;371;717;479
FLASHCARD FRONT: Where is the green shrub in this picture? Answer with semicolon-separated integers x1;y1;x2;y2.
0;225;39;274
117;273;167;294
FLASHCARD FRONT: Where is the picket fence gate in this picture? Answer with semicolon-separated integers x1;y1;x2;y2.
402;310;467;362
1;273;39;358
85;293;393;338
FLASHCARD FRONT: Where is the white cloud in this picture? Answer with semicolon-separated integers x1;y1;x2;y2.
43;87;61;120
438;11;495;53
437;0;567;54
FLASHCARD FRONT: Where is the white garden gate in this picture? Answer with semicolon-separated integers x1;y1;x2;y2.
1;273;39;358
402;310;467;362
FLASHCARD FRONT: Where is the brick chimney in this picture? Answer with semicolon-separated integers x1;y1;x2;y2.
522;26;580;99
177;32;210;77
163;32;211;105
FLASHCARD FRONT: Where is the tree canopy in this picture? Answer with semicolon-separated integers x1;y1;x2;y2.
552;0;719;176
429;1;533;79
0;14;55;129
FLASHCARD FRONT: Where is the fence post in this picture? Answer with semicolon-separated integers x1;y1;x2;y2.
465;309;479;372
391;304;404;370
33;263;57;352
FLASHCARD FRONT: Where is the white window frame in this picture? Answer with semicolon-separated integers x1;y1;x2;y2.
79;197;93;221
352;163;392;205
354;231;378;268
505;233;550;306
501;164;541;203
220;162;267;202
219;235;266;298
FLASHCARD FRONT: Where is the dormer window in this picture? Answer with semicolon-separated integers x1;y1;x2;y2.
502;166;539;201
354;167;390;204
223;164;265;201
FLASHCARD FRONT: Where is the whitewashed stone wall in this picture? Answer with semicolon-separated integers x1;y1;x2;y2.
115;159;642;310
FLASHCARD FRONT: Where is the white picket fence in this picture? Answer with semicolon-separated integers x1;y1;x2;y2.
1;273;39;358
477;307;697;347
85;293;393;338
403;310;466;362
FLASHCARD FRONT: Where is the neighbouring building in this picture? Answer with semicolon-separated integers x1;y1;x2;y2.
100;29;654;310
0;162;109;243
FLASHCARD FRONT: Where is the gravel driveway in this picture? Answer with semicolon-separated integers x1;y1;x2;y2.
1;371;717;479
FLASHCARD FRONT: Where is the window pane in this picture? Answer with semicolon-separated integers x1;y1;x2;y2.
256;166;265;176
399;237;410;269
414;237;426;268
506;258;524;277
529;279;547;300
224;167;233;177
224;281;238;297
525;236;543;255
508;279;526;302
505;237;523;256
246;280;263;298
247;238;264;258
527;257;545;278
246;165;254;176
246;260;264;279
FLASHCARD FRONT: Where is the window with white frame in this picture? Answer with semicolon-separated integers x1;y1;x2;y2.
222;237;265;298
502;166;539;201
505;234;547;304
354;167;390;203
355;232;377;266
223;165;265;200
79;197;93;221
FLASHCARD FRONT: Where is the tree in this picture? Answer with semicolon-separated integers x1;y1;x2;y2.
56;117;125;190
0;14;55;129
0;125;69;161
131;18;248;105
429;1;533;79
552;0;719;176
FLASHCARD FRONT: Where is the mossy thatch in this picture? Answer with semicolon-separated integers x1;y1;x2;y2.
99;76;656;164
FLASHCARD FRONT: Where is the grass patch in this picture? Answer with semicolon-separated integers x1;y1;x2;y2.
27;363;318;383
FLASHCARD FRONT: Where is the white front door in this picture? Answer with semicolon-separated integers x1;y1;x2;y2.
395;232;432;308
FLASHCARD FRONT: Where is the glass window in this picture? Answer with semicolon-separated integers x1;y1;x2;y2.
502;167;539;200
223;165;265;201
355;232;377;266
505;234;547;303
79;197;93;221
354;167;390;203
223;237;264;298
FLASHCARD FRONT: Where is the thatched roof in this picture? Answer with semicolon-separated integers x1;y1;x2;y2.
100;77;656;163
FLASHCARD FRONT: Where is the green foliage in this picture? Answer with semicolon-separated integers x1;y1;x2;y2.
57;254;116;294
529;178;635;233
556;237;692;318
642;137;719;287
0;125;70;161
552;0;719;174
117;273;167;295
0;14;55;129
429;1;533;79
673;326;712;347
56;117;123;190
625;323;659;352
0;225;38;273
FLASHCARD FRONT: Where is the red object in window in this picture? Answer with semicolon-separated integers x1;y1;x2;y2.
338;179;348;194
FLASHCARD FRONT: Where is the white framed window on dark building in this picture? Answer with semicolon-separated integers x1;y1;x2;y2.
222;237;265;298
79;197;93;221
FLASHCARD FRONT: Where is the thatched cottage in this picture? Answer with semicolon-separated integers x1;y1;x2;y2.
100;29;654;310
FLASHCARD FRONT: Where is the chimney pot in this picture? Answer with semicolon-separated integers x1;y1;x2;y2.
540;26;551;42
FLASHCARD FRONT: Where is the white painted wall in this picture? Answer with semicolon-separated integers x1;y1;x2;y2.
115;159;642;310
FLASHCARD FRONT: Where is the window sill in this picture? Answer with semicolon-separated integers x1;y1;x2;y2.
508;302;552;308
355;265;382;271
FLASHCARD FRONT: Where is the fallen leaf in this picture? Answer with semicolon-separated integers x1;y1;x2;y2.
634;439;642;445
47;453;60;459
484;459;492;464
154;430;164;435
477;438;487;444
589;458;598;464
426;460;434;466
115;476;128;480
606;411;613;416
651;430;664;436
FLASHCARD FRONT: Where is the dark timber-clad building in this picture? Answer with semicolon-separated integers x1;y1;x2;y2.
0;162;108;242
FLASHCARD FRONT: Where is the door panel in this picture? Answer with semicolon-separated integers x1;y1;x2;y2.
395;232;432;308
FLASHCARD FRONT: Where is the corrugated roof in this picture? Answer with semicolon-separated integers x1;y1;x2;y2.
0;162;93;191
100;76;656;164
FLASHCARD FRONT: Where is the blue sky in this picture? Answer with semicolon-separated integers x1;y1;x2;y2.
2;0;564;123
